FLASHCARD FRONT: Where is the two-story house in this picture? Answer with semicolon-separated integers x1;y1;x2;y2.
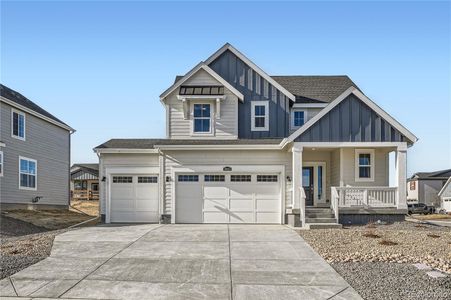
0;84;74;209
95;44;417;228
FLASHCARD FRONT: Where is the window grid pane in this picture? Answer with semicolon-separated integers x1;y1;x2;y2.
231;175;252;182
138;176;158;183
178;175;199;182
294;111;304;127
257;175;278;182
113;176;133;183
204;175;225;182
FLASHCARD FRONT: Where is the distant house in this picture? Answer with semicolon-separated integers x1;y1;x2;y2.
438;177;451;213
407;169;451;207
70;163;99;201
0;84;74;208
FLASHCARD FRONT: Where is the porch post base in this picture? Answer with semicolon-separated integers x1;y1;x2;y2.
286;213;302;227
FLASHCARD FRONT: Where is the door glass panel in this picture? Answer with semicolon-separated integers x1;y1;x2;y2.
318;166;323;200
302;169;311;187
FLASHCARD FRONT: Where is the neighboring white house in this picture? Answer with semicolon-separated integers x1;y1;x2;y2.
94;43;418;228
438;177;451;213
407;169;451;207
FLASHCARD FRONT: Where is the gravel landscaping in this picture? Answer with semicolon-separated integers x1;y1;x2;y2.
0;215;70;279
332;262;451;300
298;221;451;300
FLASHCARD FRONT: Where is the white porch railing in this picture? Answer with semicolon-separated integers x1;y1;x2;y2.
299;187;306;227
332;186;398;208
331;187;339;221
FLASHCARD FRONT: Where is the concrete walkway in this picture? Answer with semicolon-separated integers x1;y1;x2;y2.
0;224;361;299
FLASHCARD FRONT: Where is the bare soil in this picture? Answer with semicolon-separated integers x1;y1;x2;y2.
70;199;99;217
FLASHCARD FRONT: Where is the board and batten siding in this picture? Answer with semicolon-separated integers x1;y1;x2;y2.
208;50;291;139
167;69;238;139
0;102;70;206
296;94;409;143
162;150;292;215
98;153;160;215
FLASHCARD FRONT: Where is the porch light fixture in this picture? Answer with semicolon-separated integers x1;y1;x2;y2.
166;176;171;182
286;176;292;182
101;176;106;182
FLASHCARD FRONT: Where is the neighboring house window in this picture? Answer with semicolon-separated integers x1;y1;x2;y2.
409;181;416;190
355;149;375;181
193;104;211;133
19;157;37;190
251;101;269;131
12;109;26;140
0;151;3;176
74;180;87;190
292;110;306;128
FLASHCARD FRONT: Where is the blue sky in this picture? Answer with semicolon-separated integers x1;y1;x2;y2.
1;1;450;177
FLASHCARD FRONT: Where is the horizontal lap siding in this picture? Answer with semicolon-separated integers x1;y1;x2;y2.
163;150;292;215
0;102;70;206
168;70;238;139
341;148;389;187
209;50;290;138
296;95;407;143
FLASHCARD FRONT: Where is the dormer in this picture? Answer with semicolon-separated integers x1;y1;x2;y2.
160;63;244;139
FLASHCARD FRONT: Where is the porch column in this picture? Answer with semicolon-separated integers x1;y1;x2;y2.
292;145;303;209
395;144;407;210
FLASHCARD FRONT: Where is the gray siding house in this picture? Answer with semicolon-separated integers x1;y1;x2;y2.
0;84;74;208
407;169;451;207
95;43;417;228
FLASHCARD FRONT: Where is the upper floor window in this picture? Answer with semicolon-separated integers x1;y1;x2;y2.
193;103;211;133
355;149;375;182
19;157;37;190
292;110;306;128
0;151;3;177
12;109;26;140
251;101;269;131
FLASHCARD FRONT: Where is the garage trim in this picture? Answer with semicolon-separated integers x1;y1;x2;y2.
105;166;160;223
171;164;285;224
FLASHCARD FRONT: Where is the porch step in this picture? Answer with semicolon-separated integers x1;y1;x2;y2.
305;208;334;213
305;217;337;224
306;223;343;229
305;212;335;218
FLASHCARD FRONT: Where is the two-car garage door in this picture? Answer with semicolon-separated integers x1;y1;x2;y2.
175;173;281;224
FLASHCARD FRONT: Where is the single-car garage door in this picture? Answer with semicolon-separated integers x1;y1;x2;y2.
110;175;159;223
175;173;281;224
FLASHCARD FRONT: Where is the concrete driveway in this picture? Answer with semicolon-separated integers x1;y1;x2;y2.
1;224;361;299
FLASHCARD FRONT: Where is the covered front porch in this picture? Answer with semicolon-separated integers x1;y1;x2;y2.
290;142;408;227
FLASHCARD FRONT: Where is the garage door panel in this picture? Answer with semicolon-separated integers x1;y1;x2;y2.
203;199;228;210
112;186;134;199
203;212;228;223
230;212;254;223
204;186;228;198
256;199;279;211
229;199;253;211
230;186;254;198
256;212;280;223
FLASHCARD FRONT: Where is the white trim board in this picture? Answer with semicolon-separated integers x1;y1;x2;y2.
204;43;296;102
159;63;244;102
286;87;418;144
1;96;75;132
438;177;451;197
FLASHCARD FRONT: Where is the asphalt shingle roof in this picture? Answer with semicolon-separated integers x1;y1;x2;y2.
409;169;451;180
1;84;70;127
71;163;99;177
95;138;283;149
174;75;358;103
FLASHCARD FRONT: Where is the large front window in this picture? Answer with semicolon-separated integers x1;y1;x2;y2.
12;110;26;140
19;157;37;190
355;149;375;181
251;101;269;131
193;104;211;133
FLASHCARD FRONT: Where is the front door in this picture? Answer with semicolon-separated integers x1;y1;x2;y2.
302;167;314;206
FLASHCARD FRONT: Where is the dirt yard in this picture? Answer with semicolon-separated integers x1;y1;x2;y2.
412;214;451;220
2;208;97;230
70;199;99;217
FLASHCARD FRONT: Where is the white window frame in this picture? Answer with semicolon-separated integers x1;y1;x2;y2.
11;109;26;141
291;109;307;130
0;151;3;177
251;101;269;131
19;156;37;190
355;149;375;182
191;102;214;136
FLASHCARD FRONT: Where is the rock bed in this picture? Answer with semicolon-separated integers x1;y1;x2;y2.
0;218;69;279
298;222;451;274
332;262;451;300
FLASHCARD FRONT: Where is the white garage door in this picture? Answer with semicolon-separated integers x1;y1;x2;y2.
110;175;159;223
443;198;451;212
175;173;281;224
